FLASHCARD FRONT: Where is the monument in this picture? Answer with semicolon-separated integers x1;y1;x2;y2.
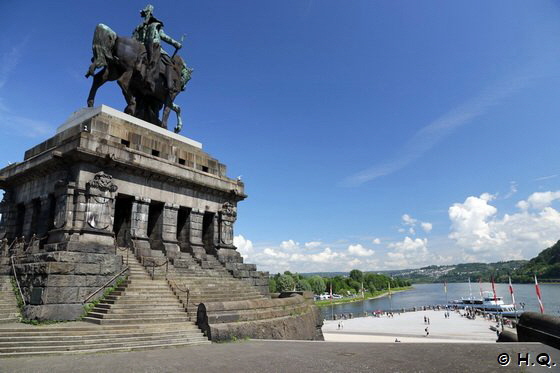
0;5;322;341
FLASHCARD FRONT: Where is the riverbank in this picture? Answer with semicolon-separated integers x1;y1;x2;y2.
322;308;501;343
315;286;411;307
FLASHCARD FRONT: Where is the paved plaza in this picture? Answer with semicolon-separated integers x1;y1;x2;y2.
1;339;558;373
323;309;501;343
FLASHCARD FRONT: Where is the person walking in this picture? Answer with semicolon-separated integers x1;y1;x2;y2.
425;326;429;337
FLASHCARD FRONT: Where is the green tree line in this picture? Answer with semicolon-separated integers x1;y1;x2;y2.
269;269;411;295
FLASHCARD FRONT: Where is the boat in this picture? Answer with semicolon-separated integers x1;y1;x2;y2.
449;291;521;317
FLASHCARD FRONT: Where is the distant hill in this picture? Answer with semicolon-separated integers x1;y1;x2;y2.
512;240;560;282
297;240;560;284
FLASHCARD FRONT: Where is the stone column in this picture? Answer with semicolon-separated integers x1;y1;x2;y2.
47;180;76;245
131;196;150;257
216;202;242;264
0;191;12;240
188;209;206;260
162;203;180;260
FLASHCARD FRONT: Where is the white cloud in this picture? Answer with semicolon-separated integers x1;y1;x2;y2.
384;236;451;269
449;191;560;261
372;238;381;245
402;214;417;226
341;74;530;186
304;241;321;249
503;181;518;199
347;244;375;257
233;234;253;259
517;191;560;210
280;239;299;250
420;222;433;233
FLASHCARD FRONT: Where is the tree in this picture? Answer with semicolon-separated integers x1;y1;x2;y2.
308;275;326;295
296;279;312;292
349;269;364;283
277;274;295;292
269;278;277;293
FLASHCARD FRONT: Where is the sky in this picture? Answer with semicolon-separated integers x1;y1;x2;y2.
2;1;560;274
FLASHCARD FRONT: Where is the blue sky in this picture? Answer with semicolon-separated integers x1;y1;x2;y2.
2;1;560;273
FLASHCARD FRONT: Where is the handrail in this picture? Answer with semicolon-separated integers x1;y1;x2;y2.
170;279;190;313
116;246;129;266
24;234;48;253
10;255;25;306
82;266;129;304
145;258;169;280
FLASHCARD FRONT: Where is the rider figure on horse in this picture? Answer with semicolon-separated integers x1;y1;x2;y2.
132;4;182;93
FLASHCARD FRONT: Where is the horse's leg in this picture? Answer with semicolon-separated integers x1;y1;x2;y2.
117;70;136;115
87;67;109;107
172;102;182;133
161;100;172;131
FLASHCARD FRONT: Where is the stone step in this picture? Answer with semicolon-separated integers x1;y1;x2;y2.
0;339;211;357
0;330;203;344
83;316;191;325
99;299;181;306
0;328;200;342
0;336;209;353
92;306;185;314
0;322;198;335
87;311;188;320
105;295;178;302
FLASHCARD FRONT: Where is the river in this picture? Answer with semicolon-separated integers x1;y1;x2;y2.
319;282;560;319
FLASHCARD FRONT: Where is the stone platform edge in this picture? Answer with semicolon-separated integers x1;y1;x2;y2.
56;105;202;149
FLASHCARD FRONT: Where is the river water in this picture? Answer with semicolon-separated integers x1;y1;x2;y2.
319;282;560;319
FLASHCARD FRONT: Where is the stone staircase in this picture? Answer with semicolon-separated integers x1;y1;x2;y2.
166;252;266;320
0;323;209;356
0;275;20;323
0;250;209;357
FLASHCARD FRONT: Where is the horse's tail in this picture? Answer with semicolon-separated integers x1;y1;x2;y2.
91;23;117;70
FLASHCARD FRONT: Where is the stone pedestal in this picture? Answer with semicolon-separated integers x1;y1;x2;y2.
0;105;257;319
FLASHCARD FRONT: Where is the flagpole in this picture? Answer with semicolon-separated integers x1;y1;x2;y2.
361;281;365;317
330;281;334;320
388;281;392;312
508;276;518;324
535;274;544;314
444;281;448;305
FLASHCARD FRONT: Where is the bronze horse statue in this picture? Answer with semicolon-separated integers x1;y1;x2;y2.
85;24;192;133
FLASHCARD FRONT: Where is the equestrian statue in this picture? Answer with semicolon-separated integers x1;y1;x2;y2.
85;5;192;133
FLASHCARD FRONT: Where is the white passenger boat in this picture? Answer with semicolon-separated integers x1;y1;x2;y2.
449;291;521;317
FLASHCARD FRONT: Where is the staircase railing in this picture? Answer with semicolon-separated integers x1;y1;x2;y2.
10;255;25;306
82;266;129;304
170;279;190;313
143;258;169;280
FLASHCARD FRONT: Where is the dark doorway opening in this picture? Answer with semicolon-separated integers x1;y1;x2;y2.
147;201;165;252
30;199;41;237
113;195;134;247
202;211;215;254
177;206;191;252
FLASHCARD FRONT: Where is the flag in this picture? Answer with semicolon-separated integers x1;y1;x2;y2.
388;282;392;297
491;276;497;303
508;276;516;307
478;277;483;298
444;281;447;294
329;281;332;300
535;274;544;314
